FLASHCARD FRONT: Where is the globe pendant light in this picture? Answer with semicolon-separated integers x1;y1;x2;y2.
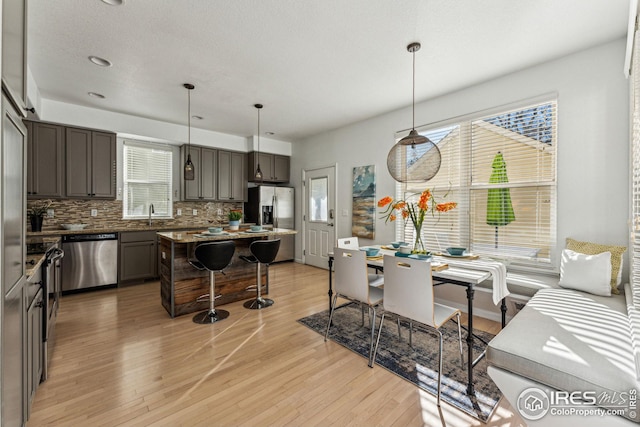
183;83;195;181
254;103;263;181
387;42;441;183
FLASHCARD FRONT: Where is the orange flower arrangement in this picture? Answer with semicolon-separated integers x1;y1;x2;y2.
378;189;457;253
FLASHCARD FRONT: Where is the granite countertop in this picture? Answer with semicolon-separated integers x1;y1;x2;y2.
27;224;215;237
27;236;62;245
26;254;46;279
157;228;297;243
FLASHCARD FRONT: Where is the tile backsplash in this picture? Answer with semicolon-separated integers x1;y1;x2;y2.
27;199;244;232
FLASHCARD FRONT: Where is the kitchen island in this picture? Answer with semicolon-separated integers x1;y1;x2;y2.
157;228;296;317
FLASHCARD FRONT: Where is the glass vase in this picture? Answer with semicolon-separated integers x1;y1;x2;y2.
413;223;426;254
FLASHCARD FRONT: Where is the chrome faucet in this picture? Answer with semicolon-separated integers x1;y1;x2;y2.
149;203;155;227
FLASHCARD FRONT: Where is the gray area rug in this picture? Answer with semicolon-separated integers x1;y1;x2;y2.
298;303;501;422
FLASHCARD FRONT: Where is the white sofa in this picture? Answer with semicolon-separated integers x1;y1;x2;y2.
487;284;640;425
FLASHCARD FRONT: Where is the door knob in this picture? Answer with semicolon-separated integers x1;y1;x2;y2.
327;223;334;227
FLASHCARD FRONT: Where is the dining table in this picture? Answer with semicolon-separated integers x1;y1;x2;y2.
327;245;509;396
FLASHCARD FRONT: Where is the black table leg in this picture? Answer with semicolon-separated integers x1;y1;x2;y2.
501;297;507;328
328;257;334;313
466;285;475;396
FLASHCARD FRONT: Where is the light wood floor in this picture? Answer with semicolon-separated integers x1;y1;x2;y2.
28;262;525;426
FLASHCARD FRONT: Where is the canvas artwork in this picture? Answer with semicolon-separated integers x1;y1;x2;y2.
352;165;376;239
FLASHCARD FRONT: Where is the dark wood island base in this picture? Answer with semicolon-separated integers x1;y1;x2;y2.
157;229;296;318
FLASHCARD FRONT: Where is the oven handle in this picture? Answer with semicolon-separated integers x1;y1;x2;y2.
48;248;64;262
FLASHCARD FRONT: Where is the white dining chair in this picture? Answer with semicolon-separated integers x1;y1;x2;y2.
325;247;383;366
372;255;464;406
338;236;384;274
337;237;359;249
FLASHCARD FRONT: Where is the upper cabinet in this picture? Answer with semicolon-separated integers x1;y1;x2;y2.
26;121;116;199
217;150;246;201
2;0;28;114
247;152;290;183
65;127;116;199
182;145;217;201
273;155;290;183
26;121;64;198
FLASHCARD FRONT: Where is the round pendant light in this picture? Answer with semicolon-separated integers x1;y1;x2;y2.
254;104;264;181
183;83;195;181
387;42;441;183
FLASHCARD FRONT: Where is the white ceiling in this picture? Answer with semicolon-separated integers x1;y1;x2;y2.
28;0;629;141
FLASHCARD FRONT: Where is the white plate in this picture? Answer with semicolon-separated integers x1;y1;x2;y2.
201;231;227;235
245;229;265;233
441;252;473;258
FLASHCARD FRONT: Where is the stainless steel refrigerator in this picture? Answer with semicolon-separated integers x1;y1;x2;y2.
245;186;294;262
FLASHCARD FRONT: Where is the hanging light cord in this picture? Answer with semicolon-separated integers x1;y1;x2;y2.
257;107;260;152
188;88;191;152
411;47;416;130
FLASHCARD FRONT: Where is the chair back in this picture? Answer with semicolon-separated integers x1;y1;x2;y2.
250;239;281;264
382;255;435;327
195;241;236;272
334;247;370;302
337;237;359;250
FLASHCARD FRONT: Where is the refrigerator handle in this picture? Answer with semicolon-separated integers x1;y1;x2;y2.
273;195;278;228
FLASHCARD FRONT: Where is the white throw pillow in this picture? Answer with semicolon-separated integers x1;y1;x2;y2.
559;249;612;296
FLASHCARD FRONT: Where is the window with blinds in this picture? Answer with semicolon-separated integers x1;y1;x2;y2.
123;142;173;219
398;99;557;267
631;27;640;295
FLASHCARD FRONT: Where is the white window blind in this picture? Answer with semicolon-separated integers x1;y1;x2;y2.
399;99;557;267
123;142;173;219
631;27;640;295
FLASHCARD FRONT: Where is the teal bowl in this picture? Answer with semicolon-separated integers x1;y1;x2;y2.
208;227;223;233
446;247;466;256
390;241;406;249
360;247;380;257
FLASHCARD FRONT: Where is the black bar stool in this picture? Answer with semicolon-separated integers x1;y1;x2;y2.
190;240;235;324
240;239;280;309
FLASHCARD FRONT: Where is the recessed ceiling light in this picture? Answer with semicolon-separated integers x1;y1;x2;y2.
88;92;105;99
191;115;203;120
265;132;275;136
88;56;112;67
101;0;123;5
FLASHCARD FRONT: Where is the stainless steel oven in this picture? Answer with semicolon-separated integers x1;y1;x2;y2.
43;245;63;380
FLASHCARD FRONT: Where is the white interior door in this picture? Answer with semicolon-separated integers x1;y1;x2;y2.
303;166;336;269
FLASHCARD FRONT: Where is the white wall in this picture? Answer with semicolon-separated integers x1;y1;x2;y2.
39;98;293;154
26;66;42;114
292;38;630;280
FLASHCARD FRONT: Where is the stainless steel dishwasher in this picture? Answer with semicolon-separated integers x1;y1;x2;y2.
61;233;118;292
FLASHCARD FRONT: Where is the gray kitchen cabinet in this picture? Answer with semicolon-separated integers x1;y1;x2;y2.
3;280;24;427
247;152;290;183
248;152;273;183
119;231;158;283
217;150;246;201
26;287;43;417
273;155;290;183
65;127;116;199
182;145;217;200
26;121;64;198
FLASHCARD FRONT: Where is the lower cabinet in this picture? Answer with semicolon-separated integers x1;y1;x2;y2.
3;281;24;427
119;231;158;283
26;288;43;417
